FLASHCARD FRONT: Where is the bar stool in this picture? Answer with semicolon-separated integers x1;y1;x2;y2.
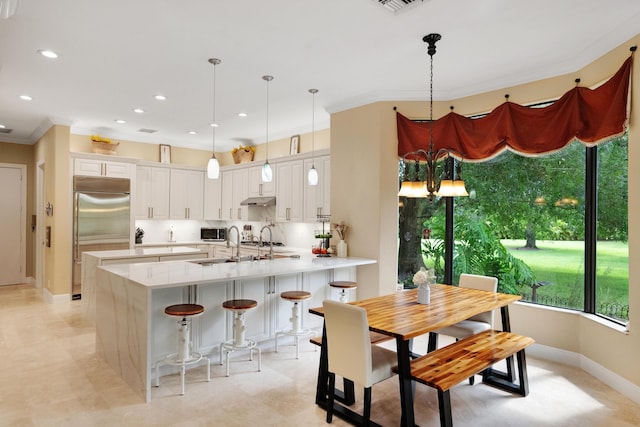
220;299;262;377
329;281;358;303
154;303;210;396
275;291;316;359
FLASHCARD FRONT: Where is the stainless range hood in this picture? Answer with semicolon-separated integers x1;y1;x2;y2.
240;196;276;206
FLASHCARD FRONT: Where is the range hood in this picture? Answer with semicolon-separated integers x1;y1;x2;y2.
240;196;276;206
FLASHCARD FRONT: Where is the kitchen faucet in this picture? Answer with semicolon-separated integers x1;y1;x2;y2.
258;225;274;260
227;225;241;260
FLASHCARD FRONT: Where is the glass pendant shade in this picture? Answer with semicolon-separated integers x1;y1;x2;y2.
308;164;318;186
262;160;273;182
452;180;469;196
207;156;220;179
437;179;455;197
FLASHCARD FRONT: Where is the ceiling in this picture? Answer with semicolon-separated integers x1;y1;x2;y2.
1;0;640;152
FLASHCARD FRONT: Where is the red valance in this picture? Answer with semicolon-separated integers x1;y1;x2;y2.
397;56;633;161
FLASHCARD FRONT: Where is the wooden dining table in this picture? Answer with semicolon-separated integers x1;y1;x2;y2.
310;284;524;427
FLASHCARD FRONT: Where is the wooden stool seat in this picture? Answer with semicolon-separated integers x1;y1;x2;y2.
222;299;258;311
328;281;357;289
280;290;311;301
165;303;204;317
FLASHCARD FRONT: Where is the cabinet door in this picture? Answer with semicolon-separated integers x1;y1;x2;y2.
232;169;249;221
248;166;275;197
170;169;204;219
135;166;170;219
204;174;223;220
302;270;331;331
221;170;234;221
276;160;303;222
74;158;131;178
303;156;330;222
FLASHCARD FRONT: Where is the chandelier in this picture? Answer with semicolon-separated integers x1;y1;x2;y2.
398;33;468;200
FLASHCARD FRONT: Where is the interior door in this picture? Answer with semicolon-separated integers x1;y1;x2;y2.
0;166;25;285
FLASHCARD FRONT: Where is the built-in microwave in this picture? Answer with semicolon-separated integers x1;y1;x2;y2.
200;227;227;241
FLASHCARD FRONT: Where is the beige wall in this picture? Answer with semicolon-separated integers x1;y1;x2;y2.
330;34;640;387
0;142;35;277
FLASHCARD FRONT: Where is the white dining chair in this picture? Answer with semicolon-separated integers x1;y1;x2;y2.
323;300;397;425
427;273;499;384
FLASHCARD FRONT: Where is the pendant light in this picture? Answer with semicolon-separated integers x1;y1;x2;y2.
308;88;319;186
261;75;274;182
207;58;221;179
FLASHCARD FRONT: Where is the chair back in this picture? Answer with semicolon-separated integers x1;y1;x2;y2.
459;274;499;325
323;300;373;387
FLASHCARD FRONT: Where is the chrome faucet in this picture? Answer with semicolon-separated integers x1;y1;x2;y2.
227;225;241;260
258;225;274;260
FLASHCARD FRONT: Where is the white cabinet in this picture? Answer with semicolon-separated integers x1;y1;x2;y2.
204;174;223;220
135;165;170;219
233;273;301;343
74;157;132;178
170;169;204;220
275;160;303;222
221;169;249;221
248;166;275;197
304;155;331;222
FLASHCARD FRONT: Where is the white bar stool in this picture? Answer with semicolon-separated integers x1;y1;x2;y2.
154;303;210;396
329;281;358;302
275;290;316;359
220;299;262;376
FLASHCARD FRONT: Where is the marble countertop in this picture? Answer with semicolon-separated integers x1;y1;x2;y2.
99;255;377;290
84;246;203;259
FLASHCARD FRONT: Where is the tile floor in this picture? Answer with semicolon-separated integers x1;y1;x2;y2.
1;283;639;426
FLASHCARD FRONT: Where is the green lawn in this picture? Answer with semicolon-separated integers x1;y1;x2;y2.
501;239;629;319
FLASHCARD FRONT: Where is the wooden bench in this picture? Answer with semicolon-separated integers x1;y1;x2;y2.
397;330;534;427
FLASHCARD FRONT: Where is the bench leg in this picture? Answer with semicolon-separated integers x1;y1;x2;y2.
482;349;529;396
437;390;453;427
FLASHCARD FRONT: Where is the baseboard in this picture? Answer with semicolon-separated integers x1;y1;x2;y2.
528;343;640;404
42;287;71;304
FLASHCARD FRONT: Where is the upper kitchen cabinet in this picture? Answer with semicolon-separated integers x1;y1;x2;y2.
135;165;170;220
73;156;133;178
276;160;303;222
169;168;204;220
248;166;275;197
204;174;223;220
303;155;331;222
220;169;249;221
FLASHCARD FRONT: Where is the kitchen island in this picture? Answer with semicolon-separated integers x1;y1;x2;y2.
96;254;376;402
81;246;206;324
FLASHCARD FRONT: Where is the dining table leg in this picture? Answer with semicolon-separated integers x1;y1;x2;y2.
396;337;415;427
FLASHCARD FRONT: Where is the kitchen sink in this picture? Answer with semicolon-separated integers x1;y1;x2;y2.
189;253;299;265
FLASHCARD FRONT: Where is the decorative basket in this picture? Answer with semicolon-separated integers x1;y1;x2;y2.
91;141;119;155
232;149;254;164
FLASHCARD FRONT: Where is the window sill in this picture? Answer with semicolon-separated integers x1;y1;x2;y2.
515;301;629;334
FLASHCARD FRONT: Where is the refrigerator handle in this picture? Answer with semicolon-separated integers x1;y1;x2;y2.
74;192;80;260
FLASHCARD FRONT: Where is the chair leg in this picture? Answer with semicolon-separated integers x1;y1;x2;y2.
363;386;372;426
326;373;336;423
468;374;475;385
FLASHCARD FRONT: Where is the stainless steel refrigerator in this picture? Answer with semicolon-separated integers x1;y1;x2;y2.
72;176;131;298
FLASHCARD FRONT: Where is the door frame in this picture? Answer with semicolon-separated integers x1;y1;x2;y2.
36;161;45;289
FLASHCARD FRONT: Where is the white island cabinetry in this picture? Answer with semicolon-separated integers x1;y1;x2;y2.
96;255;376;402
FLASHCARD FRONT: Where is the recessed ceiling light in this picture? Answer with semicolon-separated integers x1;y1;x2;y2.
19;95;33;101
133;108;144;114
0;124;5;129
210;122;219;127
115;119;127;124
237;112;247;117
154;94;167;101
188;131;197;135
37;49;58;59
